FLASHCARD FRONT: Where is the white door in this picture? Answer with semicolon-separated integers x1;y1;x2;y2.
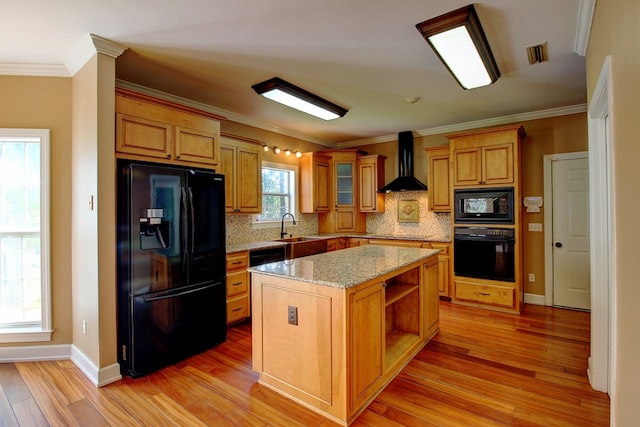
552;158;590;309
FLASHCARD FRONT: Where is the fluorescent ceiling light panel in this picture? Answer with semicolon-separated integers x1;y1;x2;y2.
252;77;348;120
416;4;500;90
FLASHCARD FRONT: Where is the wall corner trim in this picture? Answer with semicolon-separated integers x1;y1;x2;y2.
65;34;128;76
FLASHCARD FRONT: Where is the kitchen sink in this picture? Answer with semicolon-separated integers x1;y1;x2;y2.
276;236;321;243
272;236;328;259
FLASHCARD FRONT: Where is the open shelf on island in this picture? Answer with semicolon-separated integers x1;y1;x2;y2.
384;266;421;369
384;282;418;306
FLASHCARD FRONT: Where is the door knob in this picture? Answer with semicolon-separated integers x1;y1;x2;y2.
555;242;563;248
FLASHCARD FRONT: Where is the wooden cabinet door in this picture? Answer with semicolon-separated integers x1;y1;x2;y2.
235;146;261;213
430;243;450;298
452;146;482;186
349;282;384;411
219;144;237;213
220;140;262;214
300;154;331;213
423;259;439;335
116;113;172;160
335;210;356;233
314;158;331;212
174;126;219;165
426;147;451;212
482;142;514;185
358;155;385;212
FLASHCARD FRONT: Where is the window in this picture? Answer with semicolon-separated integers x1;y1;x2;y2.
0;129;51;343
255;161;297;224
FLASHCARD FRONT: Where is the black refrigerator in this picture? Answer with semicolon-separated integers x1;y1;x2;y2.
117;160;227;377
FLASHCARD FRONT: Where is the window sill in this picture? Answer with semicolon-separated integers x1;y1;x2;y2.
0;328;53;343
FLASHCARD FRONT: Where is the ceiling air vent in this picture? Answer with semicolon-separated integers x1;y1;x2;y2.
526;42;548;65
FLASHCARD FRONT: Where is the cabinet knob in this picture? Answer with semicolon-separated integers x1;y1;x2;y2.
176;155;181;160
167;154;172;159
555;242;563;248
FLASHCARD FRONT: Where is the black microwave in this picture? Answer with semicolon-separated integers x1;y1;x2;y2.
454;187;514;224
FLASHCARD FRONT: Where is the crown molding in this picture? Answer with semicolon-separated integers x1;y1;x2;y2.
115;79;335;148
65;34;127;76
0;62;70;77
574;0;595;56
337;104;588;148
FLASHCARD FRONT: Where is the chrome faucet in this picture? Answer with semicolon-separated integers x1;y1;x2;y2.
280;212;296;239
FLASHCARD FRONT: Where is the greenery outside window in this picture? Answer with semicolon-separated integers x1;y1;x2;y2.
0;129;52;343
254;161;297;225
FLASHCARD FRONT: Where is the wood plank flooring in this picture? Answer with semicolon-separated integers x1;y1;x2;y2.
0;302;609;426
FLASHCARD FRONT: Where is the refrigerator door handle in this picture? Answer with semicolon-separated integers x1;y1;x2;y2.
143;281;223;302
188;187;195;271
181;187;189;272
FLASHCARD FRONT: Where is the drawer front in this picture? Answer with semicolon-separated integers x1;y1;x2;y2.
226;253;248;271
226;270;248;298
454;280;515;308
227;296;249;323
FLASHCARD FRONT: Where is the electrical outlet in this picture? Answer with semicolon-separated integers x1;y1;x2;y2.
82;320;87;335
288;305;298;326
528;273;536;282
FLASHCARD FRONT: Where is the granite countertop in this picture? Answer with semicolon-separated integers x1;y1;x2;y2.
249;245;441;289
227;233;450;254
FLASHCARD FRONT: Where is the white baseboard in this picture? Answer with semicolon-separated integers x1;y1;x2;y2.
524;293;547;306
0;344;71;362
0;343;121;387
71;345;122;387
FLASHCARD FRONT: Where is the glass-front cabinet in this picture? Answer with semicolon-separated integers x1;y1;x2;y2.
336;161;354;207
317;150;366;234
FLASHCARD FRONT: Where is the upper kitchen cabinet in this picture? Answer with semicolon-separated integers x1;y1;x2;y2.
219;135;262;214
448;125;525;187
115;88;224;168
318;150;366;234
299;152;331;213
425;146;451;212
358;154;386;213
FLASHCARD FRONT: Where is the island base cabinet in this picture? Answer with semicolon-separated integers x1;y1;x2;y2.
251;253;440;426
350;283;385;412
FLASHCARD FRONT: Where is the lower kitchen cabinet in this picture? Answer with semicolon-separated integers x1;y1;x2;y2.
453;277;516;311
326;237;347;252
429;242;451;298
226;251;250;324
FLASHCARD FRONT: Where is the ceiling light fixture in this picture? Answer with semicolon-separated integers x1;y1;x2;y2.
415;4;500;90
252;77;348;120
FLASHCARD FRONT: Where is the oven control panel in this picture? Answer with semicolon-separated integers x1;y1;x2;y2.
454;226;514;239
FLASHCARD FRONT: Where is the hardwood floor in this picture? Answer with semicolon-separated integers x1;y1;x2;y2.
0;302;609;426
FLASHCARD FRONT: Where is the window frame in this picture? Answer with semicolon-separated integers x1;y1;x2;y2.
253;161;298;229
0;128;52;343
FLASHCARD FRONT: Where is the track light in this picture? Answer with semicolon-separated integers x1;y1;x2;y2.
272;146;281;154
295;151;302;158
252;77;348;120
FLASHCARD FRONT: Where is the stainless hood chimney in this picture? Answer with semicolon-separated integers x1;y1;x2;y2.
377;131;428;193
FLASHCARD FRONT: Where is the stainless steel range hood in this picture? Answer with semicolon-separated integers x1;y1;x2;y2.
377;131;428;193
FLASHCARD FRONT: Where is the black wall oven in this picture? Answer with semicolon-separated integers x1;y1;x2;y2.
454;187;514;224
454;227;515;282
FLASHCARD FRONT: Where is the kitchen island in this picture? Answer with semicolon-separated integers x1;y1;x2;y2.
249;245;440;426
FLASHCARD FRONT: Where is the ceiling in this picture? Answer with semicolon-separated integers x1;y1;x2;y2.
1;0;590;146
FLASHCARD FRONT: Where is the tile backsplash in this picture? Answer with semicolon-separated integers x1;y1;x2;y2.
225;213;319;246
225;192;450;246
366;191;450;238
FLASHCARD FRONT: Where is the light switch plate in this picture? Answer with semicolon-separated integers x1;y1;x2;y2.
528;223;543;232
